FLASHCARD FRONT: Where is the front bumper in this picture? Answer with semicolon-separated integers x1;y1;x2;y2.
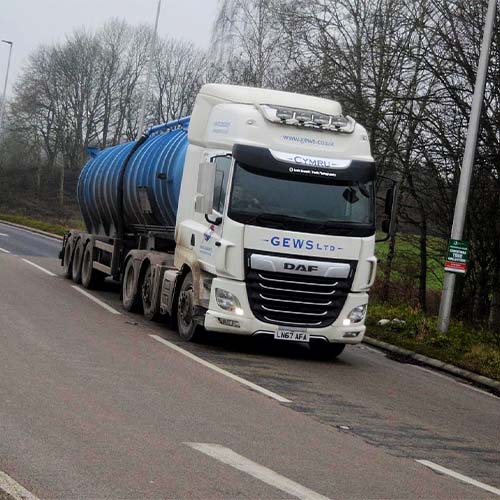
204;277;368;343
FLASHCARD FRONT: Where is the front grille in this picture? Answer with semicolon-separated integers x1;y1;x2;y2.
246;268;353;328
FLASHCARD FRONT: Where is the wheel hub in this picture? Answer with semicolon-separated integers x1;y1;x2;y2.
179;290;193;325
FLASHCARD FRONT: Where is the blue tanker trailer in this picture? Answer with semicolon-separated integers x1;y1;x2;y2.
61;84;395;358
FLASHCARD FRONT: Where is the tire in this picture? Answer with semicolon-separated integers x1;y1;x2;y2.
122;258;140;312
309;341;346;360
62;239;73;279
72;239;84;284
176;272;201;342
141;263;160;321
81;242;105;289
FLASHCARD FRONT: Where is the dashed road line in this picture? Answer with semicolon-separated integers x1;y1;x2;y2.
185;443;330;500
21;258;56;276
416;460;500;496
71;286;122;315
0;471;40;500
0;233;9;237
150;335;291;403
0;247;11;254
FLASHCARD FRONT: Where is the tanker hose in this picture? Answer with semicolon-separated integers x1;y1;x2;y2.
116;134;148;240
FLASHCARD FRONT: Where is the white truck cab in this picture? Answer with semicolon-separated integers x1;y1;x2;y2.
171;84;385;352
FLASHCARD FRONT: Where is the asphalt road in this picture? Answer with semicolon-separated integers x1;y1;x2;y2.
0;221;499;499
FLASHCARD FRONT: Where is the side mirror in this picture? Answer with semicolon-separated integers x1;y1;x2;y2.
195;162;215;215
376;180;398;243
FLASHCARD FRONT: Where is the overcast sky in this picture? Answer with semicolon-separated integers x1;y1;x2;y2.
0;0;219;96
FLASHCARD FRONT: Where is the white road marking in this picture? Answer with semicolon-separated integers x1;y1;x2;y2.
410;364;456;382
21;258;56;276
0;470;40;500
0;247;11;254
71;286;122;315
150;335;291;403
186;443;330;500
0;223;61;242
416;460;500;496
0;232;9;237
412;365;499;399
362;345;384;355
459;383;499;399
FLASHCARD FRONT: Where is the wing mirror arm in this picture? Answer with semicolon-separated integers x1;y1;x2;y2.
205;214;223;226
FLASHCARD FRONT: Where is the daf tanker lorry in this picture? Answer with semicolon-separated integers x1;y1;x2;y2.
61;84;395;359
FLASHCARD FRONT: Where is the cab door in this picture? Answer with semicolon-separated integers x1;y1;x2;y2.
195;155;232;272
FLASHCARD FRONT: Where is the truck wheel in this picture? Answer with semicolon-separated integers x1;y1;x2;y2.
122;258;140;311
81;242;104;289
142;263;160;321
310;341;346;360
62;239;73;279
177;273;201;342
72;239;84;284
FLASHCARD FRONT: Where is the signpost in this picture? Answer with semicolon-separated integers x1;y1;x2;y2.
444;240;470;274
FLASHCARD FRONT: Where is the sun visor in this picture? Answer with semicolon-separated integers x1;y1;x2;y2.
232;144;375;183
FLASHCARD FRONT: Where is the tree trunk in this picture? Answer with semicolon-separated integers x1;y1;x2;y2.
59;155;65;209
419;216;428;312
381;218;397;302
489;264;500;329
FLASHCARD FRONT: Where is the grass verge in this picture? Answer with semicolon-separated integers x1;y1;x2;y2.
0;213;83;236
367;303;500;381
375;233;446;291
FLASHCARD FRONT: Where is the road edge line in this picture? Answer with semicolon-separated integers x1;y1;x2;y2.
364;336;500;395
185;443;330;500
0;471;40;500
0;220;63;241
416;460;500;496
150;335;292;403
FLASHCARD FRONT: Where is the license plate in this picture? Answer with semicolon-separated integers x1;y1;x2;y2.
274;328;309;342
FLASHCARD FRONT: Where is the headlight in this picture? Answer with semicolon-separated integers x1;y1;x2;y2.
215;288;244;316
346;304;367;324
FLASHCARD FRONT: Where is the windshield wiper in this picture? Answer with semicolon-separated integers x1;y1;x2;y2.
255;213;312;227
229;211;311;228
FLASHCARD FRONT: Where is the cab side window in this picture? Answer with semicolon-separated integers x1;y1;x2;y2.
212;156;232;214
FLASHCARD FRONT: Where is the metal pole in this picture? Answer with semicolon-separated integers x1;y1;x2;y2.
0;40;13;132
437;0;497;332
136;0;162;139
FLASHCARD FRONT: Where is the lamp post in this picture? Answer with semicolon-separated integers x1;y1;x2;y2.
0;39;13;132
136;0;162;139
437;0;497;332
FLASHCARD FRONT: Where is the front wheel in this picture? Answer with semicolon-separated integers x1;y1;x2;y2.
309;342;346;360
176;273;201;342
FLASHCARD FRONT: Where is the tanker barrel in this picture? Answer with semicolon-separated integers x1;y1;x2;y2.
77;118;190;238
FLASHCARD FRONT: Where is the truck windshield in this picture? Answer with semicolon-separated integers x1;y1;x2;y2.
228;163;375;236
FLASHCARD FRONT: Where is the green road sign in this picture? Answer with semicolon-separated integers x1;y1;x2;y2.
444;239;470;274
